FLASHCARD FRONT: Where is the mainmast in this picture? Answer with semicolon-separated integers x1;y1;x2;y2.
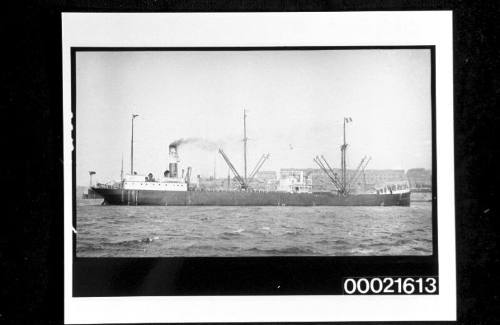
243;109;248;184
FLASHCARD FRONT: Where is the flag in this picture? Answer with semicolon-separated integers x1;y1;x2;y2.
89;171;96;175
345;117;352;123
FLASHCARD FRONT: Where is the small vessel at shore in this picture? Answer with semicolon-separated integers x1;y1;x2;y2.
91;111;410;206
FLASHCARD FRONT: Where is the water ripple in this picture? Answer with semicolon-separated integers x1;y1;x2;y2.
76;202;433;257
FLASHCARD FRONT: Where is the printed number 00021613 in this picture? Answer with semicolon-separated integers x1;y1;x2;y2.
343;277;438;295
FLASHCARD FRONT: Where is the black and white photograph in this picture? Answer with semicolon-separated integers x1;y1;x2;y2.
61;12;457;324
75;48;434;258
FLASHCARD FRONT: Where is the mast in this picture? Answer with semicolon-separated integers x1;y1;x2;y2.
341;117;352;195
130;114;138;174
243;109;248;184
120;154;124;181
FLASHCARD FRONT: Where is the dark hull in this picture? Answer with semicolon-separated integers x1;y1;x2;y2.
91;188;411;206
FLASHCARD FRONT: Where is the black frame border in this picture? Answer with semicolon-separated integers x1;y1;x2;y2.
71;45;438;297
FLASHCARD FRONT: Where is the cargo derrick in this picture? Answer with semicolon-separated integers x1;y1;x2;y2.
313;155;342;191
248;154;270;183
218;149;247;189
314;117;370;196
219;109;269;191
346;156;371;194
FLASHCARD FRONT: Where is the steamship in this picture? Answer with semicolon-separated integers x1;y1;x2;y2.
91;112;410;206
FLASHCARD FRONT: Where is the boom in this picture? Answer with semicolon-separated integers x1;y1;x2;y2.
249;154;265;179
346;156;371;192
313;156;342;192
218;149;248;189
248;154;270;182
346;156;367;191
320;155;343;191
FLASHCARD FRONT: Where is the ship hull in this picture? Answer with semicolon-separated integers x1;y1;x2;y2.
91;188;411;206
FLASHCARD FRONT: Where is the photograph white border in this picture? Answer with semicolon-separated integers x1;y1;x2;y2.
63;12;455;324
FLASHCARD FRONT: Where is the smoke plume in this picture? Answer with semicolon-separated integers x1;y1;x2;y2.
169;137;219;151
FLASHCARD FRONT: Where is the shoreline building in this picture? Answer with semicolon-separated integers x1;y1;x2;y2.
280;168;407;193
406;168;432;191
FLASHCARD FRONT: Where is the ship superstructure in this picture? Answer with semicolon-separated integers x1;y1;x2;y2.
277;170;313;193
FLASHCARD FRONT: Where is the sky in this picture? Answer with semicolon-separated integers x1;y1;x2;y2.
76;49;432;186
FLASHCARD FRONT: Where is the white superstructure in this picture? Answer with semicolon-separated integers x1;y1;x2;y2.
277;170;312;193
375;181;411;195
123;174;187;191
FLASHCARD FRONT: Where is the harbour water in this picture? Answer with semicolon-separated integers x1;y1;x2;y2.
76;198;433;257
